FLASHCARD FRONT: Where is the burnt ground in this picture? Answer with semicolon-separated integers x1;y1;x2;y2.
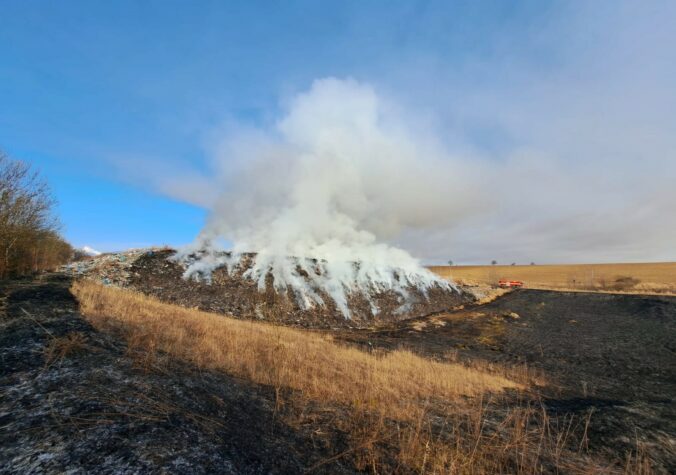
127;250;469;329
0;275;357;474
2;275;675;473
337;289;676;472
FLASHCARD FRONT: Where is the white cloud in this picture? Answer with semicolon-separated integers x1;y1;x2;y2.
113;1;676;264
82;246;101;256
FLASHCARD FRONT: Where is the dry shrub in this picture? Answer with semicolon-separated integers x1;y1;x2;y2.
612;276;640;291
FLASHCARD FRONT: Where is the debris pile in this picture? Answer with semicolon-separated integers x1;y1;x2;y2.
132;250;469;328
457;283;512;305
66;248;471;328
62;248;158;287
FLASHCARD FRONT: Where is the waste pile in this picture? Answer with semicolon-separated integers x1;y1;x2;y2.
453;281;512;304
61;248;160;287
65;248;473;328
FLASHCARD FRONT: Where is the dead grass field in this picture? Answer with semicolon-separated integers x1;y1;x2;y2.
70;280;639;473
71;280;518;418
429;262;676;294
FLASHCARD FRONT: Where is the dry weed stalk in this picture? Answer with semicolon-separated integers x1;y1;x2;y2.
43;332;90;368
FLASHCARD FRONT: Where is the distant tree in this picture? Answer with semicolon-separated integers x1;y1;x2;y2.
0;152;73;277
511;262;516;266
491;260;497;265
447;260;453;266
530;262;535;266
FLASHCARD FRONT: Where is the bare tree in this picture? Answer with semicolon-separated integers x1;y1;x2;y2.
0;152;72;277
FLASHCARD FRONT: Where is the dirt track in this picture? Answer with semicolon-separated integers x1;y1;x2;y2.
338;289;676;471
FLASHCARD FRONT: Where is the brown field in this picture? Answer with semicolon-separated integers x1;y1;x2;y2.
428;262;676;294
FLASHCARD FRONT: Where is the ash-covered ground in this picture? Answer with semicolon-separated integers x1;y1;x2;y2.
0;275;356;474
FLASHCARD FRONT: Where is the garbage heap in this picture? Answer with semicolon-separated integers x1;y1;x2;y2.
61;248;162;287
64;248;472;328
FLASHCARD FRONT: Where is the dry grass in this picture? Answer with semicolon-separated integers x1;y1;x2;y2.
43;332;91;368
429;262;676;295
71;280;519;420
71;280;635;473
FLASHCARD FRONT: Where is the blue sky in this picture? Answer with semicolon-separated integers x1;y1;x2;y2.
1;1;675;263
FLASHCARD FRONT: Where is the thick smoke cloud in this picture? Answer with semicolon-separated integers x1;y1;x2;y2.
199;78;478;253
110;2;675;264
176;78;467;315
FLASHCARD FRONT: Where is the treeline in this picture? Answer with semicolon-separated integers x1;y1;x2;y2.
0;152;73;278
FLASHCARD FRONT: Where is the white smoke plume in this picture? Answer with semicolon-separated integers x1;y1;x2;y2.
176;78;469;316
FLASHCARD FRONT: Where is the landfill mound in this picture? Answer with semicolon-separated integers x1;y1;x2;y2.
62;248;151;287
65;248;470;328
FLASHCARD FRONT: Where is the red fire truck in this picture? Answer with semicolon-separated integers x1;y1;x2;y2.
498;279;524;288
